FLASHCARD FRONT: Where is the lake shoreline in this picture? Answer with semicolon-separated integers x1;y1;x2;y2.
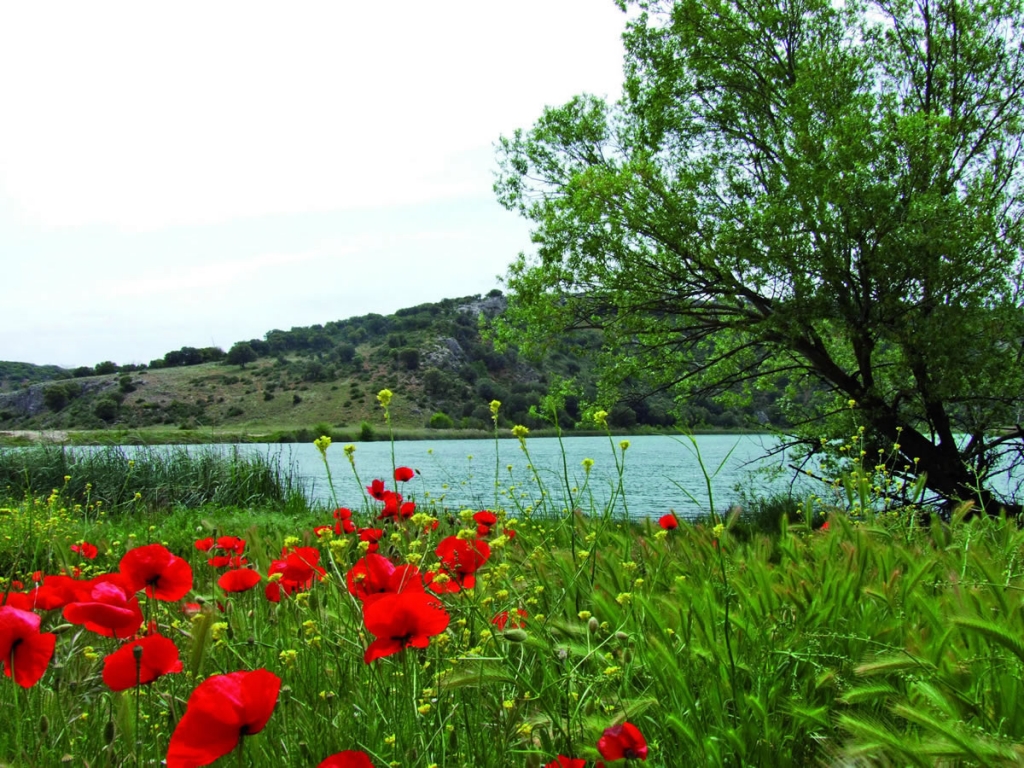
0;425;769;447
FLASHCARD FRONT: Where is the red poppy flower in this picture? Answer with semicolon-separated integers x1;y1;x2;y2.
437;536;490;573
394;466;415;483
218;569;262;594
597;721;648;761
428;536;490;591
28;574;83;611
820;521;830;532
182;602;202;617
0;592;34;611
194;537;215;552
264;582;283;603
658;513;679;530
379;491;404;519
216;536;246;553
0;606;56;687
102;633;183;691
208;554;248;569
71;541;99;559
367;479;386;501
166;668;281;768
347;554;423;603
273;547;325;587
358;528;384;553
473;510;497;528
119;543;193;601
318;751;375;768
546;758;586;768
333;507;353;520
363;591;450;663
492;608;528;630
64;576;145;638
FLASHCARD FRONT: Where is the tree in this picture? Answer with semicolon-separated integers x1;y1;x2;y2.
495;0;1024;513
226;342;258;369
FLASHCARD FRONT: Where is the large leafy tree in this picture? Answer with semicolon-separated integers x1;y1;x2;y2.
495;0;1024;512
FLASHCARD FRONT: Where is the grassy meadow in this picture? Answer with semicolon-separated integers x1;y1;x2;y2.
2;407;1024;766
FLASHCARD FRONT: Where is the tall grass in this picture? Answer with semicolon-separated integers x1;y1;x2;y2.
3;416;1024;766
0;444;307;512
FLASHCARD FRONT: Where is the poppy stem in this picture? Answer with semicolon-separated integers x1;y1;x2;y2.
134;642;144;765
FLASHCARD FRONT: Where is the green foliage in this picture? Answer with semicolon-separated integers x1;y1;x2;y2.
6;438;1024;765
397;347;420;370
428;411;454;429
359;420;376;442
93;360;119;375
0;445;304;513
92;396;119;423
42;382;80;412
494;0;1024;511
226;341;258;368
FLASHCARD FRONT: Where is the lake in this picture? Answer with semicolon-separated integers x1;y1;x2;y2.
240;433;808;519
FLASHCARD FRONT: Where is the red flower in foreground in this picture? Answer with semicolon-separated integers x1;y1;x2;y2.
436;536;490;574
546;758;587;768
71;541;99;559
0;606;56;687
166;668;281;768
658;513;679;530
394;466;415;482
346;554;423;603
120;543;193;601
597;721;648;761
102;633;183;691
218;569;262;594
63;576;144;638
318;750;375;768
363;591;450;663
28;574;83;611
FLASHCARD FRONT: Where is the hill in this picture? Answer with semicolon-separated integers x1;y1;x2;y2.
0;291;788;441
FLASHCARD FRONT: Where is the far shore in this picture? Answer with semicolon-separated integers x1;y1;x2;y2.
0;425;761;447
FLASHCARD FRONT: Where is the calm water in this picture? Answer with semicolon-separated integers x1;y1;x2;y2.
243;434;804;519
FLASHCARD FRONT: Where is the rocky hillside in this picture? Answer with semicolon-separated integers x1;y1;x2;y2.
0;291;788;436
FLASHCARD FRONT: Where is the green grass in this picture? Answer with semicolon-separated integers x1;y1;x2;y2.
0;444;307;514
2;438;1024;766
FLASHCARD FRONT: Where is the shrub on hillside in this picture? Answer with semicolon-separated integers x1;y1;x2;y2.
428;411;454;429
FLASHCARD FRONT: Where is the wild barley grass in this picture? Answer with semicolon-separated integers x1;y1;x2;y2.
2;432;1024;766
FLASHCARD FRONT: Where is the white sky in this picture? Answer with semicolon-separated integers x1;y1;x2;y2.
0;1;627;367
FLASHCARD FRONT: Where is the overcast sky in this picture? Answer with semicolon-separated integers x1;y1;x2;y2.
0;2;627;368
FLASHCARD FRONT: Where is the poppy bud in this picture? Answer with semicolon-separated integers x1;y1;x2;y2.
39;715;49;736
615;631;629;642
503;629;528;643
104;720;116;744
588;617;600;634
